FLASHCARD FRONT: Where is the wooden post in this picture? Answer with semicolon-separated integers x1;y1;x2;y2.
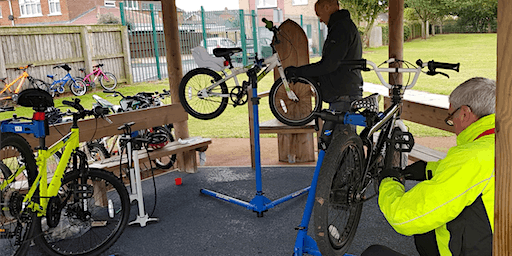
120;25;133;84
494;1;511;254
80;26;93;75
386;0;404;109
161;0;196;173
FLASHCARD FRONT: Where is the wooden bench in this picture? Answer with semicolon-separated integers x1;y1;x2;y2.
89;137;212;173
408;143;447;162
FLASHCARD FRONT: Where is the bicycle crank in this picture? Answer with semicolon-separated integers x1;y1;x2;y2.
230;85;248;106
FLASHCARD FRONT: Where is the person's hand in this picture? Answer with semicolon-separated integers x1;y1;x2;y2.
401;160;428;181
284;66;300;79
378;168;404;186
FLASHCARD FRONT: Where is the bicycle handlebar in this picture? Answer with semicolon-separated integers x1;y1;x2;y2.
15;64;33;70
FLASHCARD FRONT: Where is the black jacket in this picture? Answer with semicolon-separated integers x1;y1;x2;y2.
296;9;363;102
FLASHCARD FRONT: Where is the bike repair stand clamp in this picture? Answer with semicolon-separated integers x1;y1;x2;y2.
200;67;310;217
120;124;159;227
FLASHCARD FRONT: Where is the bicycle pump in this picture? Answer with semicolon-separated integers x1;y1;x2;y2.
200;65;310;217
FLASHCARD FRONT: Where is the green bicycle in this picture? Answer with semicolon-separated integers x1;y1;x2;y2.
0;89;130;255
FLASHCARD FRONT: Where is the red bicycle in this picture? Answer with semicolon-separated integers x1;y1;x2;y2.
77;63;118;91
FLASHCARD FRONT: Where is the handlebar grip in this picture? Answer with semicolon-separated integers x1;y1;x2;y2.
62;100;75;108
429;61;460;72
262;18;273;30
93;106;110;116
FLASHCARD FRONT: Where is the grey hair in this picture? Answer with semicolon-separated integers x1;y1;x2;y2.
449;77;496;118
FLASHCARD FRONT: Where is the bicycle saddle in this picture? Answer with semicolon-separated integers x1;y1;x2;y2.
54;64;71;72
213;48;242;58
17;88;54;109
93;64;104;68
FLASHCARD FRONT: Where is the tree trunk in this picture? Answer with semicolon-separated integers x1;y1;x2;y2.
431;21;436;36
421;21;425;39
426;20;430;39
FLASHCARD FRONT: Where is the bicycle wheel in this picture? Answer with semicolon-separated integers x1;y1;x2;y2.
87;142;110;161
269;76;322;126
69;80;87;96
32;168;130;256
0;133;38;256
30;78;50;93
314;128;365;255
178;68;228;120
151;126;176;169
99;72;117;91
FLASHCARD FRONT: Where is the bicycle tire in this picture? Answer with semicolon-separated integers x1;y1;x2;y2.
0;133;38;256
178;68;229;120
87;142;111;161
269;76;322;126
151;126;176;169
69;80;87;96
32;168;130;256
99;72;117;91
30;78;50;93
314;128;365;255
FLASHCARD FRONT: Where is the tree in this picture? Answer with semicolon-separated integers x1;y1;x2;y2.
448;0;497;32
97;13;121;25
338;0;388;47
405;0;447;39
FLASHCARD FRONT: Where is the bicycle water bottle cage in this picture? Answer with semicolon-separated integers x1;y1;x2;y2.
350;93;379;113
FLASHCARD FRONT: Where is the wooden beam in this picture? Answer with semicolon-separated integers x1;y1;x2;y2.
388;0;404;86
161;0;196;173
494;1;511;254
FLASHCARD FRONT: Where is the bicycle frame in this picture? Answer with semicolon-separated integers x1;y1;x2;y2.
49;72;78;91
0;70;29;100
83;67;106;84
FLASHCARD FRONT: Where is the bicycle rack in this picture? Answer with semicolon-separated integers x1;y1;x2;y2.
200;76;310;217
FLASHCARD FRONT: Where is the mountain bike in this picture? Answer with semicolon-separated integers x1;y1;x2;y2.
179;18;321;126
292;58;459;255
43;64;87;97
0;64;47;106
0;89;130;256
77;64;118;91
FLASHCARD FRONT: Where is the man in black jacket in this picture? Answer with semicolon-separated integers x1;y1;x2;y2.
285;0;363;112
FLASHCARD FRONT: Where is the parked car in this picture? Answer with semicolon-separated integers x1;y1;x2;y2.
201;37;236;54
234;38;273;63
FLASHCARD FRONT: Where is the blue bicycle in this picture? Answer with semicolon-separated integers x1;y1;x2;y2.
42;64;87;97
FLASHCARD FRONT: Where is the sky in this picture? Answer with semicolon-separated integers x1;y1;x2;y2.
175;0;240;12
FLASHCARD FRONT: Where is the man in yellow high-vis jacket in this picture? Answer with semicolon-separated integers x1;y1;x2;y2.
363;77;495;256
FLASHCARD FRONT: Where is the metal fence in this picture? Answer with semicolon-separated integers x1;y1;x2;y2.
120;4;322;83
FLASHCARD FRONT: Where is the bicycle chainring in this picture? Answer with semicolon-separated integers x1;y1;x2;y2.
2;190;25;219
46;196;64;228
230;86;248;106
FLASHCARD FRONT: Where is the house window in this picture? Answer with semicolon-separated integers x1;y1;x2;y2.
124;1;138;10
292;0;308;5
19;0;42;17
104;0;116;7
257;0;277;8
0;6;2;18
48;0;61;15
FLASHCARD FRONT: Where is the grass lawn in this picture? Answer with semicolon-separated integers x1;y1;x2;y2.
1;33;496;139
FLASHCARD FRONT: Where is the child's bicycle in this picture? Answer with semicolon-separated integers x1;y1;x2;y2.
0;64;47;105
292;58;459;255
0;89;130;256
179;18;321;126
77;64;118;91
43;64;88;97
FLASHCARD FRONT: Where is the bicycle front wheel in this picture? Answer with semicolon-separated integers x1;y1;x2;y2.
0;133;38;256
314;128;365;255
99;72;117;90
32;168;130;256
178;68;228;120
69;80;87;96
269;76;321;126
30;78;50;93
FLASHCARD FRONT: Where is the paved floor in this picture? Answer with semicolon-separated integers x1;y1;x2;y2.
27;166;420;256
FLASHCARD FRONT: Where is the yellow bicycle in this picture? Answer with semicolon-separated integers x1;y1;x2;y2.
0;89;130;256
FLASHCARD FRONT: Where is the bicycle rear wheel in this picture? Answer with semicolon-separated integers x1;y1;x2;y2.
269;76;321;126
0;133;38;256
32;168;130;256
69;80;87;96
314;128;365;255
30;78;50;93
178;68;228;120
99;72;117;91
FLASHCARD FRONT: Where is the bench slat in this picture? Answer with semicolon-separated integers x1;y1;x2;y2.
259;119;316;134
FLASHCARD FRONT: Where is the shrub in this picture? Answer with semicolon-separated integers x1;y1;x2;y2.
97;13;121;25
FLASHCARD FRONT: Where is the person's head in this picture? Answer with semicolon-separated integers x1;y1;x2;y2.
315;0;339;25
446;77;496;135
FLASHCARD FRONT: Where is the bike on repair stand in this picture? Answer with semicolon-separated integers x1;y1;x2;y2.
293;58;459;256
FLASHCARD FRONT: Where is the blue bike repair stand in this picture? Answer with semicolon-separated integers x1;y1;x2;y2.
200;69;310;217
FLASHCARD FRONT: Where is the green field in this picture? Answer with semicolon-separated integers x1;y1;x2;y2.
1;33;496;139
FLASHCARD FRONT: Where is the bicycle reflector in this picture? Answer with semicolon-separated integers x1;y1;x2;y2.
33;112;45;121
223;60;229;66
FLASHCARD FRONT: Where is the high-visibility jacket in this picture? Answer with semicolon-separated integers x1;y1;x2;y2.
379;114;495;256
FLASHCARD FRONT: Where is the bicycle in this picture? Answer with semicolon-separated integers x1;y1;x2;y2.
0;64;47;105
43;64;88;97
77;64;118;91
179;18;321;126
292;58;459;255
91;89;176;169
0;88;130;256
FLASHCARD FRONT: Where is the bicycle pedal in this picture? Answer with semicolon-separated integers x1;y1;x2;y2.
72;184;94;199
390;129;414;153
